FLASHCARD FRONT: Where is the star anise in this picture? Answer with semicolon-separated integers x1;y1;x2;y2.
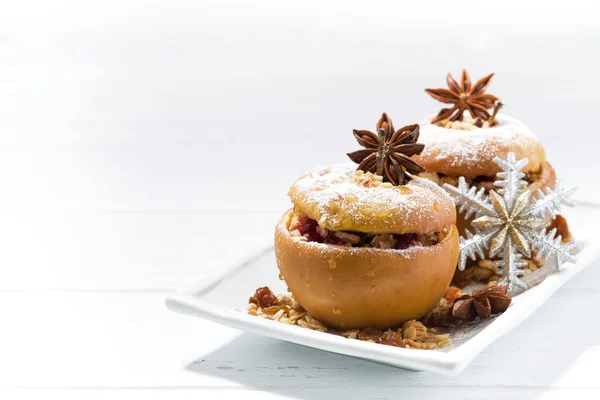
347;113;426;186
425;69;502;125
452;285;512;321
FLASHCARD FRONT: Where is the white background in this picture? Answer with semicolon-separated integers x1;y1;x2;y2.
1;1;600;399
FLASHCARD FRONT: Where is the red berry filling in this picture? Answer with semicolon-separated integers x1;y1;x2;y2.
291;212;443;249
298;219;350;246
395;233;419;250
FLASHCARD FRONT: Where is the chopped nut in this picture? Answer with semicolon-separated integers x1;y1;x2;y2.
248;286;451;350
401;320;427;341
439;174;460;188
334;231;361;244
339;329;360;339
418;171;441;185
478;259;497;271
452;266;475;288
403;325;417;340
473;266;495;281
369;234;396;249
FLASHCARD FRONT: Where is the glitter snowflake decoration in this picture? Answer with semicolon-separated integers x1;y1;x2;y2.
444;152;578;292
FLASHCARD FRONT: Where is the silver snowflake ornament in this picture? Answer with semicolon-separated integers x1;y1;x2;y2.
444;152;577;292
533;227;576;271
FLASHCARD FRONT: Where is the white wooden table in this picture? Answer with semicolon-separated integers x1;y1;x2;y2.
1;1;600;399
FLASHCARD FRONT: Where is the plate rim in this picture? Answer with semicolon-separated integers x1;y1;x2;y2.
166;202;600;375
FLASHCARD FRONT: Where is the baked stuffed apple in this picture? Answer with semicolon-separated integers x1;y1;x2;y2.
414;70;570;285
274;114;459;329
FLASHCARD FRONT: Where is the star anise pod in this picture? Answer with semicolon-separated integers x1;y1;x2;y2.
425;69;501;124
347;113;426;186
452;285;512;321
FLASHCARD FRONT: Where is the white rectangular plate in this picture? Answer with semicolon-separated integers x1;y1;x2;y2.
166;203;600;375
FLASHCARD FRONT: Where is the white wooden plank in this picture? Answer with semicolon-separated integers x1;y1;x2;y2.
0;2;598;396
0;209;597;291
0;3;598;212
4;388;600;400
1;290;599;389
0;138;596;213
0;210;281;291
0;15;599;213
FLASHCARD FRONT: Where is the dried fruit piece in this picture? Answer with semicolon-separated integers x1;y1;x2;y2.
249;286;279;308
395;233;419;250
443;286;463;303
356;327;383;342
378;330;404;347
547;214;571;243
248;287;451;350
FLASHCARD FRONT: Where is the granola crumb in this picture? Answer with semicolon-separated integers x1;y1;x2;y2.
247;287;451;350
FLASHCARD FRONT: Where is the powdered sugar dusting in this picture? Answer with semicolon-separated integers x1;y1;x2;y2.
296;236;430;258
418;114;539;171
289;164;455;234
